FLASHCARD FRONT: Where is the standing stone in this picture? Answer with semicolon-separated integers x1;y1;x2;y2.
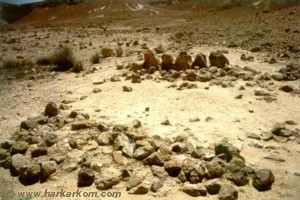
143;52;158;70
161;54;173;71
192;53;208;69
174;52;190;71
209;51;229;68
45;102;59;117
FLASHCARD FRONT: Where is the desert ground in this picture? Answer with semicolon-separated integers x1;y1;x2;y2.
0;1;300;200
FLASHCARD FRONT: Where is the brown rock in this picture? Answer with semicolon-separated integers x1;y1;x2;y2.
174;52;190;71
209;51;229;68
143;52;158;70
161;54;173;71
192;53;208;69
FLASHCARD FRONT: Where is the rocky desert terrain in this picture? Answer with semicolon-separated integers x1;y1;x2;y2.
0;0;299;200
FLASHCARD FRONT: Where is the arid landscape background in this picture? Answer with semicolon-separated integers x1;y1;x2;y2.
0;0;299;200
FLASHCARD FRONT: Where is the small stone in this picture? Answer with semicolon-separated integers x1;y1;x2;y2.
127;175;143;190
11;154;28;175
246;132;261;140
234;94;243;99
20;162;41;182
128;184;149;194
41;161;57;179
78;167;95;187
133;145;155;160
151;166;168;179
31;147;47;158
11;141;29;155
181;183;207;197
71;120;97;130
123;86;133;92
191;149;206;159
97;132;113;145
218;184;238;200
205;179;222;195
150;179;164;193
280;85;294;93
161;119;171;126
20;120;38;130
252;169;275;191
93;88;102;93
164;156;183;177
144;152;164;166
42;133;58;147
112;151;128;165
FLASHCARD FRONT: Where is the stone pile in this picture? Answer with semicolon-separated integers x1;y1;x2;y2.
0;102;277;199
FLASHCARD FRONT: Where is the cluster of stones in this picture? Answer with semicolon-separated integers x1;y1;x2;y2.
0;102;275;199
118;50;297;92
273;62;300;81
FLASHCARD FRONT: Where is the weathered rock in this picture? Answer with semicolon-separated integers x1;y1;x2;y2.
280;85;294;93
30;115;48;125
20;162;41;182
223;157;249;186
71;120;97;130
45;102;59;117
161;119;171;126
1;140;13;150
11;154;28;175
181;183;207;197
78;167;95;187
164;156;183;177
95;168;122;190
206;158;227;179
61;157;79;172
150;179;164;192
171;142;187;153
128;184;149;194
127;175;143;190
42;133;58;147
97;132;113;145
215;139;240;162
161;54;173;71
191;149;206;159
182;158;205;183
20;120;38;130
11;141;29;155
252;169;275;191
41;160;57;179
113;133;130;150
174;52;190;71
122;143;135;158
143;52;158;70
272;73;284;81
0;148;9;163
185;70;198;82
31;147;47;158
144;152;164;166
192;53;208;69
123;86;133;92
271;123;286;136
101;47;114;58
151;166;168;179
209;51;229;68
113;151;128;165
218;184;238;200
154;44;164;54
133;145;155;160
205;179;222;195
